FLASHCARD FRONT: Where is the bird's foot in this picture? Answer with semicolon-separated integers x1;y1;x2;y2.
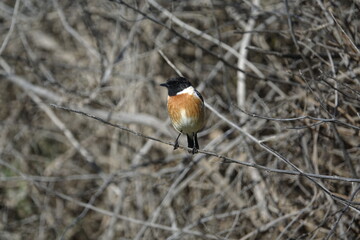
189;147;198;154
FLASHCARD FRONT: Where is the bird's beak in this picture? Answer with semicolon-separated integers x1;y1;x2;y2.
160;83;167;87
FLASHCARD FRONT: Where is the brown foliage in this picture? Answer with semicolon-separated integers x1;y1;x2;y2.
1;0;359;239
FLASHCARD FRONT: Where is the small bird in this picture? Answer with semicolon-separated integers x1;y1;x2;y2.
160;77;205;154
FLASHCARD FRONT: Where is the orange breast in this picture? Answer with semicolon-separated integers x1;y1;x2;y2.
167;94;205;134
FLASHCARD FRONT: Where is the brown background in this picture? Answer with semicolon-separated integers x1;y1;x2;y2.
1;0;359;239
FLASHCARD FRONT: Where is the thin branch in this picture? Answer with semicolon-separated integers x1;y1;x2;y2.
0;0;20;56
110;0;297;87
234;105;360;131
51;0;99;59
29;93;100;171
157;49;183;77
50;104;360;186
0;157;219;240
325;185;360;240
148;0;239;58
1;73;65;103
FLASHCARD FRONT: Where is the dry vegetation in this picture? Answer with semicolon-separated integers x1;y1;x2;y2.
1;0;360;239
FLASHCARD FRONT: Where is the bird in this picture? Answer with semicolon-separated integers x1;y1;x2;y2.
160;77;205;154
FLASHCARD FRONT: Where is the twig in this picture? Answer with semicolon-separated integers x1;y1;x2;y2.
325;185;360;240
1;73;64;103
234;105;360;131
110;0;291;85
234;0;259;107
51;0;99;59
328;9;360;54
134;161;196;239
29;93;100;171
205;102;360;210
157;49;183;77
147;0;239;58
0;0;20;56
0;157;219;239
60;175;115;239
240;210;308;240
246;46;301;59
50;104;360;186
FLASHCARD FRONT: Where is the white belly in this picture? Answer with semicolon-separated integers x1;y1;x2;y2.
172;109;203;134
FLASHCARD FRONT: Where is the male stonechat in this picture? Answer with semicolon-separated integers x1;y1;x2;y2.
160;77;205;154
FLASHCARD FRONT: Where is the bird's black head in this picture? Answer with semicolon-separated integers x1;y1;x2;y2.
160;77;192;96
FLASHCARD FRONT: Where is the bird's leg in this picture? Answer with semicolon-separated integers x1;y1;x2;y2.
192;132;198;154
194;133;199;150
174;132;182;150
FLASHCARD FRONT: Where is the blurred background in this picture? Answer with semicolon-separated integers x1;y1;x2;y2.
1;0;359;239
